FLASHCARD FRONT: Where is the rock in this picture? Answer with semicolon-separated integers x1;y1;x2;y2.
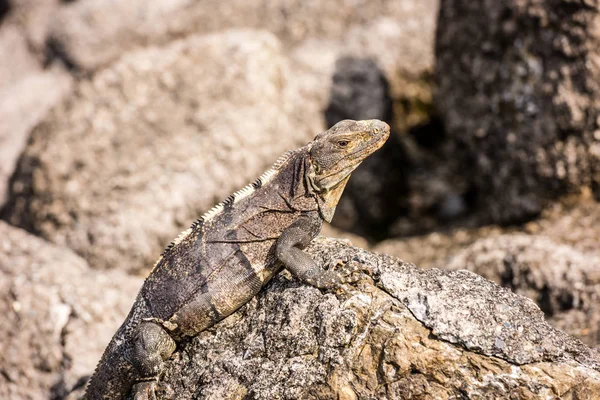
447;234;600;348
291;0;447;238
8;0;61;53
0;67;72;207
47;0;437;74
436;0;600;224
527;195;600;258
324;57;409;239
144;238;600;399
287;0;438;136
0;221;142;400
45;0;442;239
0;0;9;22
320;222;369;250
375;195;600;269
0;21;73;207
374;225;505;269
0;24;40;88
1;30;320;273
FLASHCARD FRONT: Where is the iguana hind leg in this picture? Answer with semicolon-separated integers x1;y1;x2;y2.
276;213;359;289
130;321;176;400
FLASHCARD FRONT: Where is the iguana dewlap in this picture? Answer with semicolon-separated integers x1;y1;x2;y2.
85;119;390;399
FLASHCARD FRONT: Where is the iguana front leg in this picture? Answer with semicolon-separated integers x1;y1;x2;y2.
276;213;356;289
129;322;176;400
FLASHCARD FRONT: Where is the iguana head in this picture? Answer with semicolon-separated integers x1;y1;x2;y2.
306;119;390;222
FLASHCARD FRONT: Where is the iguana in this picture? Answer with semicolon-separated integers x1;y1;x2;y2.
85;119;390;400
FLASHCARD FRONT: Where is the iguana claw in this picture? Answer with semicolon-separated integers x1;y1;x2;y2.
133;381;157;400
334;260;372;283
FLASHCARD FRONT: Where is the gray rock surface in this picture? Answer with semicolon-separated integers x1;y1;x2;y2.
436;0;600;223
143;238;600;399
0;67;72;207
47;0;437;75
374;225;506;269
447;234;600;348
2;0;442;242
324;57;408;238
0;221;142;400
2;30;320;273
0;24;39;88
4;227;598;399
8;0;61;53
529;195;600;258
0;19;73;207
288;1;448;238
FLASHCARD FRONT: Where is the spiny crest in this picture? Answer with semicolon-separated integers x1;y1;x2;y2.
161;242;175;256
190;218;204;229
154;148;298;264
200;148;297;223
223;194;236;207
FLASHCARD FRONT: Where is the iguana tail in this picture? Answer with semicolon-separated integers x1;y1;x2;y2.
84;335;136;400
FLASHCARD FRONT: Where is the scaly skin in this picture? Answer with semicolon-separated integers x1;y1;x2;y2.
85;119;390;399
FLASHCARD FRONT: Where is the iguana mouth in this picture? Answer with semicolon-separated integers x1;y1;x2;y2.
322;129;389;175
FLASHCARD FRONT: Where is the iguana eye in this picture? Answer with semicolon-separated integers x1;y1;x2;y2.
373;128;380;133
337;140;349;148
314;163;321;174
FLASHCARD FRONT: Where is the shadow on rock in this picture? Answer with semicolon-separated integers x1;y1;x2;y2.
324;56;409;240
324;56;471;241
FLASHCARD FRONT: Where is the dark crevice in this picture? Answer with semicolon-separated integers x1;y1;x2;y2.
500;256;515;289
0;0;9;24
408;117;445;149
325;56;411;240
45;36;80;74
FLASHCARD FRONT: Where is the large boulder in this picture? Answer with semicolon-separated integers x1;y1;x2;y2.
115;238;600;399
436;0;600;224
374;225;505;269
8;0;61;53
38;0;441;240
289;1;443;238
323;57;409;238
375;199;600;349
447;234;600;347
46;0;436;74
0;20;72;207
374;195;600;269
1;30;320;273
528;195;600;257
0;221;142;400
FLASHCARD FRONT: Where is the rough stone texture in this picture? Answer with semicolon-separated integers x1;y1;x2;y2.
47;0;437;76
115;238;600;399
41;0;441;240
8;0;61;53
0;67;72;207
436;0;600;224
0;221;142;400
375;195;600;270
374;225;506;269
0;24;40;89
0;20;73;207
324;57;409;239
1;30;320;273
447;234;600;348
527;194;600;258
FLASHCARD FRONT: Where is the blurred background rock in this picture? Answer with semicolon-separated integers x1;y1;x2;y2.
1;0;600;398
